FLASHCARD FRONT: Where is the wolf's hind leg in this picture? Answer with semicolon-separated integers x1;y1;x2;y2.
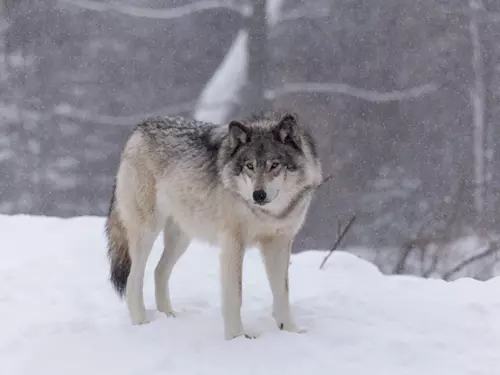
126;221;161;325
155;217;191;316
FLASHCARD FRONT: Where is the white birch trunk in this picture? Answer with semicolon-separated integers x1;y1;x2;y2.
193;30;248;123
193;0;284;124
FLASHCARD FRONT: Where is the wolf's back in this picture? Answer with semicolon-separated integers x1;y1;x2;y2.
105;184;131;297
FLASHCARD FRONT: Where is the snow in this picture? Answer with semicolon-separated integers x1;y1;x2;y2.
1;215;500;375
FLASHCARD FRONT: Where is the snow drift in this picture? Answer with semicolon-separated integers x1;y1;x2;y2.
0;215;499;375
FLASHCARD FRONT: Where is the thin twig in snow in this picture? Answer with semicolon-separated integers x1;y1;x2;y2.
317;174;334;189
442;241;498;280
319;215;357;270
393;176;466;276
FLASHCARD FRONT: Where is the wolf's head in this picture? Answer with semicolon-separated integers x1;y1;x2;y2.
218;111;322;211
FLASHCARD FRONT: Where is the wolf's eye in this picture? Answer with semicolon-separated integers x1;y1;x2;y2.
245;162;254;170
270;161;280;170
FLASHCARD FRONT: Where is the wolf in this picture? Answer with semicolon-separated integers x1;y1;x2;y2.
105;110;323;340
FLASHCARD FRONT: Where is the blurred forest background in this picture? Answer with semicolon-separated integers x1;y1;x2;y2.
1;0;499;280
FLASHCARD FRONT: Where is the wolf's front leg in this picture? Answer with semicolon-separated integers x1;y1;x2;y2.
260;235;302;333
219;236;254;340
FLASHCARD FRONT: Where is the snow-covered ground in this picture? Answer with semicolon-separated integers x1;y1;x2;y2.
1;215;499;375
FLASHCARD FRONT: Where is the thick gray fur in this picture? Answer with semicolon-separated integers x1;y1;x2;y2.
105;109;322;340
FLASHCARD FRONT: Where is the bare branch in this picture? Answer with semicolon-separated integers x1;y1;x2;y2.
267;82;439;102
443;177;466;234
53;99;244;126
442;241;498;280
316;174;334;189
53;101;195;126
394;176;465;276
277;7;330;23
58;0;249;19
320;215;357;270
393;241;418;275
422;245;441;278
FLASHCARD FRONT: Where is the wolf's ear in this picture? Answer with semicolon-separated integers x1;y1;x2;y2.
275;113;301;150
228;120;250;150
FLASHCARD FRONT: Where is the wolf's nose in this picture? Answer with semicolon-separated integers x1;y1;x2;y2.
253;189;267;203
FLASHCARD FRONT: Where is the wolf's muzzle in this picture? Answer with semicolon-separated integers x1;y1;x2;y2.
253;189;267;204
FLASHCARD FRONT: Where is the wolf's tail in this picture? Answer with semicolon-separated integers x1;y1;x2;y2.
105;184;131;297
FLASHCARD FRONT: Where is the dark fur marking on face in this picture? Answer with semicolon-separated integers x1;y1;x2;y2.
229;131;300;177
285;160;298;172
228;120;251;157
233;157;245;175
273;113;303;153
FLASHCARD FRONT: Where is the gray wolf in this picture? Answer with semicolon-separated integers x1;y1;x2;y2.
105;110;322;340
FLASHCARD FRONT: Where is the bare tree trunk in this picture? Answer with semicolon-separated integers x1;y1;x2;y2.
0;0;8;81
468;0;486;224
484;38;496;226
241;0;271;115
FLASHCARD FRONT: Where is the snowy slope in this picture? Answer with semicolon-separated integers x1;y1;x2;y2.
1;215;499;375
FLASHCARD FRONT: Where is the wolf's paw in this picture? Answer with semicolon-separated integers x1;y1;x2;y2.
130;309;154;325
278;321;306;334
156;299;176;314
224;329;259;341
157;305;177;318
163;310;177;318
132;316;151;325
243;332;258;339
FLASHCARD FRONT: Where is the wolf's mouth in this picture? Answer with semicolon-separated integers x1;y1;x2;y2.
254;200;270;206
